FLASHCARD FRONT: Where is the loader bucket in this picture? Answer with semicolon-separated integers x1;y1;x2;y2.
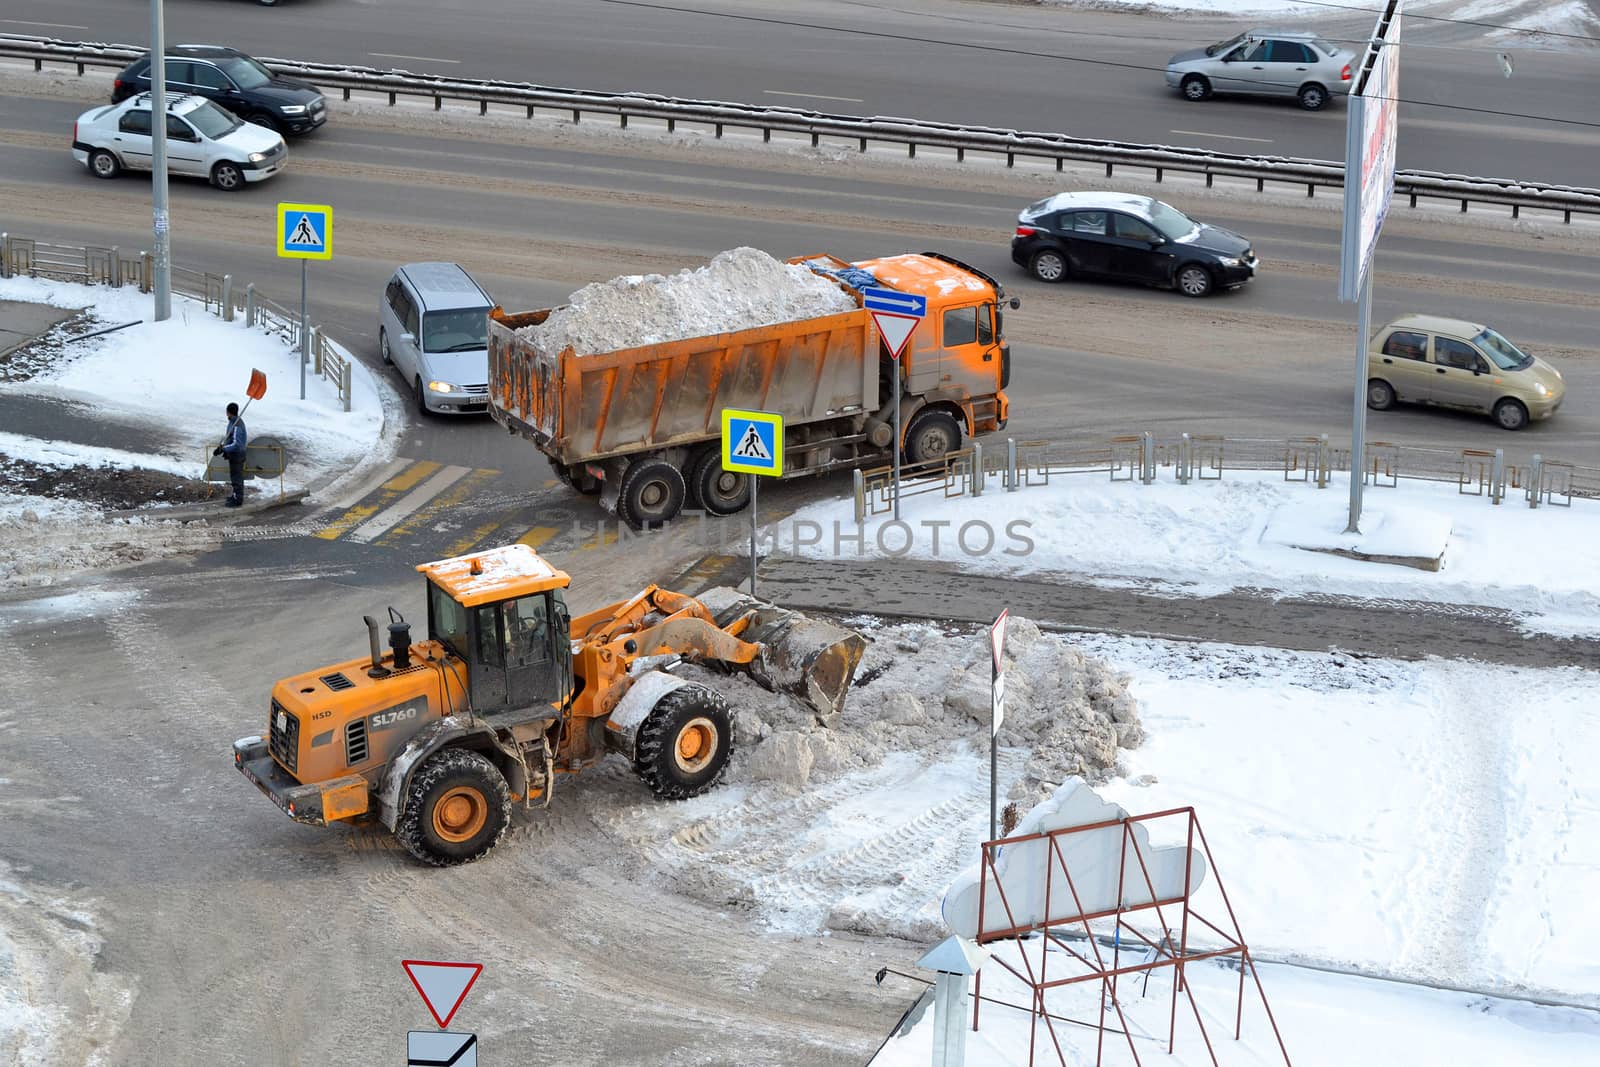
693;587;868;725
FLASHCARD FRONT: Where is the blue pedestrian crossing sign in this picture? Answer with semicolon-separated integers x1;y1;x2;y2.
276;202;333;260
861;286;927;319
721;408;783;477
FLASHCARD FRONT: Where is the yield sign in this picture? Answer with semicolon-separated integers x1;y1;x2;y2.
403;960;483;1029
869;309;920;362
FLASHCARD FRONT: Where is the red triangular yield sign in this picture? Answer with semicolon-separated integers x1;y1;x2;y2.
402;959;483;1029
869;309;921;361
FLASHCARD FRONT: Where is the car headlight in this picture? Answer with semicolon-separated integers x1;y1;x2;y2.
1534;382;1550;397
279;104;307;115
248;151;269;163
1217;256;1241;267
427;381;459;394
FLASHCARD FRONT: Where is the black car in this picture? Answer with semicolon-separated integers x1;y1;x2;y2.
1010;192;1257;297
111;45;326;136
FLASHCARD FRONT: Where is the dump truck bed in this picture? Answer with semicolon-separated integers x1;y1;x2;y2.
488;305;878;466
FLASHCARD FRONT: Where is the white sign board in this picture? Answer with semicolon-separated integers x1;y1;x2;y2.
989;610;1008;737
1339;0;1402;302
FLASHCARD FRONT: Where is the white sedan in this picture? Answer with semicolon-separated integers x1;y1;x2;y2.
73;92;287;191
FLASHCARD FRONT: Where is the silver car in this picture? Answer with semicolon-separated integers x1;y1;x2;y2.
1165;29;1351;111
379;262;496;416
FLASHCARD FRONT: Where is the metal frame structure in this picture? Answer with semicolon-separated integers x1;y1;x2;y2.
970;806;1290;1067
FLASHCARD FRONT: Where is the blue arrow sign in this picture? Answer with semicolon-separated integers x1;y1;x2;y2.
861;286;926;319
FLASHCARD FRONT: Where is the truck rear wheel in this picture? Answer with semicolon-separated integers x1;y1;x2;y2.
395;748;511;867
905;409;962;465
689;449;751;516
635;684;734;799
618;458;686;530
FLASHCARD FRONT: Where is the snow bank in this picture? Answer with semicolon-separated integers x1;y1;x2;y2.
778;470;1600;636
517;247;856;357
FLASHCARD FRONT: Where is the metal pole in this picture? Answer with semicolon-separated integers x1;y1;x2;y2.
149;0;171;321
1345;264;1373;533
990;654;998;843
892;365;901;520
298;259;308;400
749;475;759;597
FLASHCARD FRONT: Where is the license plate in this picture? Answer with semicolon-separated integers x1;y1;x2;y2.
276;710;287;732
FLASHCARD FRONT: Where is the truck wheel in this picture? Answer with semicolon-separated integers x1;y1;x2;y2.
618;458;686;530
635;684;733;800
395;748;511;867
690;449;751;516
904;409;962;465
549;456;599;495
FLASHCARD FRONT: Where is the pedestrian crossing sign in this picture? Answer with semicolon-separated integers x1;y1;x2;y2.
721;408;783;477
275;202;333;260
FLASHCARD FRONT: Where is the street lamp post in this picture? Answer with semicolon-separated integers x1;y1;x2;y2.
149;0;171;321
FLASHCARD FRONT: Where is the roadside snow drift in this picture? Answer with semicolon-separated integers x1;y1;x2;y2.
518;246;856;357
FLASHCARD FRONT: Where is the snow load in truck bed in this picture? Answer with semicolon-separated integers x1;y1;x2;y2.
515;247;858;359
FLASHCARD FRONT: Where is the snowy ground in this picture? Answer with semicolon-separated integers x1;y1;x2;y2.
0;277;391;586
776;470;1600;637
1049;0;1600;41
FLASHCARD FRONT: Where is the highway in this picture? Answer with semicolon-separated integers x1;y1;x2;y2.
3;0;1599;185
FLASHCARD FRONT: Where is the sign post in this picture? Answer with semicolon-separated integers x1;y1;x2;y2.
402;959;482;1067
721;408;784;598
988;609;1008;842
1338;0;1402;534
275;202;334;400
862;286;927;520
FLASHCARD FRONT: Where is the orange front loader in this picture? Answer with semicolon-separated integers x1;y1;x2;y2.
233;544;865;866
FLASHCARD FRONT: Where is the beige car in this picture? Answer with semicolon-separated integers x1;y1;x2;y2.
1367;315;1564;431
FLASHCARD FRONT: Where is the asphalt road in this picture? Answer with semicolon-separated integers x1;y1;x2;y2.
3;0;1599;185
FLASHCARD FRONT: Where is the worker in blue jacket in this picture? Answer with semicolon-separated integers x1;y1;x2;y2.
213;402;248;507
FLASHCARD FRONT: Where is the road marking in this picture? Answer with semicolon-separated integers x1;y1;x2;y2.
370;52;461;64
323;456;412;512
516;527;560;551
347;464;472;544
580;529;619;552
443;518;506;558
314;459;441;541
764;90;865;103
0;19;90;29
1169;129;1275;144
377;468;499;546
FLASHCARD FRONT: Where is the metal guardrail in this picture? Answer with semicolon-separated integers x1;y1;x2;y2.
0;231;355;410
5;33;1599;223
852;432;1598;523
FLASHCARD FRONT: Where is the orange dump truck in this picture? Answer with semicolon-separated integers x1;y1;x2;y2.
487;252;1017;529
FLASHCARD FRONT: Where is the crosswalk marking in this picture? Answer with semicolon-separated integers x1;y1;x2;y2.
516;526;560;551
580;528;619;552
314;459;442;540
376;468;499;546
346;464;472;544
444;519;506;558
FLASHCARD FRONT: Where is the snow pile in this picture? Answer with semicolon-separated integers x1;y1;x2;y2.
0;500;220;587
518;247;856;357
692;615;1141;809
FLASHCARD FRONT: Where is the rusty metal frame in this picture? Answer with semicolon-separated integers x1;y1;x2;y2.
968;806;1290;1067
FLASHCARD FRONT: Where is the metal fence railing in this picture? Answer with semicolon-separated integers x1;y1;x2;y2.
4;32;1599;223
0;231;355;410
851;431;1598;524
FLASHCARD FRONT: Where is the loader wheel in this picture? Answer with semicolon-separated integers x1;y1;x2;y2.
618;457;686;531
635;684;733;800
689;449;751;516
395;748;511;867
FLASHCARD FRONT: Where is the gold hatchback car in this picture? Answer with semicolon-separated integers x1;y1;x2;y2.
1367;315;1565;431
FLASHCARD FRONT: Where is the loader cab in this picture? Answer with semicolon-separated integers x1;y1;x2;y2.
417;545;576;720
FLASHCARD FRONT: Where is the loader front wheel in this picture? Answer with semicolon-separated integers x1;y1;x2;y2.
635;684;733;800
618;457;686;530
396;748;511;867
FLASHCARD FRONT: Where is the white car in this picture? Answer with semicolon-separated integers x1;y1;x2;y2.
73;93;286;191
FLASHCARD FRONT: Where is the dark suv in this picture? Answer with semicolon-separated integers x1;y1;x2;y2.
112;45;326;136
1010;191;1257;298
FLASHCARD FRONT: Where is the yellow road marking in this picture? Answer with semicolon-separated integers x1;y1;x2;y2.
312;459;443;541
442;519;506;558
580;529;619;552
516;526;560;550
377;468;500;545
